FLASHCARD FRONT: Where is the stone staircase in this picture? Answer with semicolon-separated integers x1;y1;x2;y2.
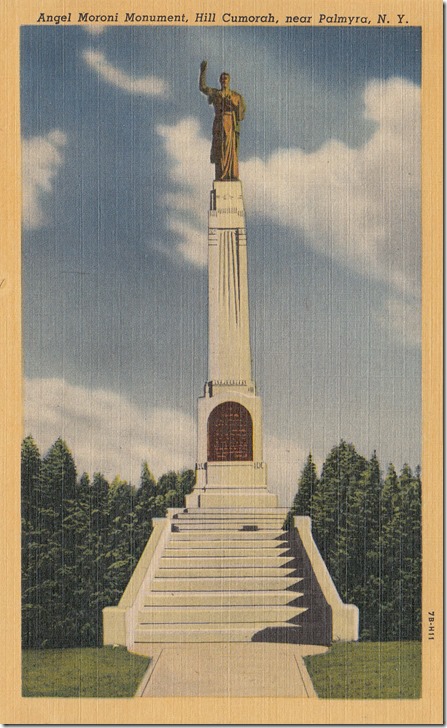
133;508;332;646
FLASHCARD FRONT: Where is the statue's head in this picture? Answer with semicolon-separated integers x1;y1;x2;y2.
219;72;230;89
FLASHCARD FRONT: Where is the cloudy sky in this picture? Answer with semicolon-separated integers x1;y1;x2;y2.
21;25;421;505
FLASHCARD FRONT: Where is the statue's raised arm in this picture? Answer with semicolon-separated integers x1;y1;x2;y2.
199;62;246;181
199;60;211;96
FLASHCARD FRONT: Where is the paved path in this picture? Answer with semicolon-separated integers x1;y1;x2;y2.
135;643;326;697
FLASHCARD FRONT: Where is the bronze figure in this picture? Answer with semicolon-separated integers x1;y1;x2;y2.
199;61;246;180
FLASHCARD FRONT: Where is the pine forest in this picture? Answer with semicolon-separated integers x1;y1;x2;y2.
21;436;421;648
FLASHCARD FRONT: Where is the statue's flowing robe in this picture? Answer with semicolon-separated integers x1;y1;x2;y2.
205;88;246;180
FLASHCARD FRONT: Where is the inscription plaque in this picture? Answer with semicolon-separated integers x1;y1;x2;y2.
207;401;253;461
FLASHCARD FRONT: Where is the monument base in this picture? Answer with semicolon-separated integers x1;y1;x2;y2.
188;461;275;508
196;461;267;488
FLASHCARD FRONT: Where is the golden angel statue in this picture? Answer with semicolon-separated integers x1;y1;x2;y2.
199;61;246;180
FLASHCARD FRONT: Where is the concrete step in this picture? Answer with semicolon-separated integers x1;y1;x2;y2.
169;531;287;541
183;508;288;515
179;518;287;524
158;556;295;569
155;566;296;578
143;591;304;607
165;543;289;554
138;605;307;625
173;514;285;521
173;525;287;530
150;576;302;591
162;547;291;559
134;624;302;643
171;518;282;533
172;523;285;531
190;494;280;508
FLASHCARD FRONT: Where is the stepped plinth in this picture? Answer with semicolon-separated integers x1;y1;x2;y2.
103;510;359;648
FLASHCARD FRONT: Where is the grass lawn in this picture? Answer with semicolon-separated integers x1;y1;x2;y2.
305;641;421;699
22;646;150;697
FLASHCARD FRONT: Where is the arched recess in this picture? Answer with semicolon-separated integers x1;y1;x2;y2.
207;401;253;461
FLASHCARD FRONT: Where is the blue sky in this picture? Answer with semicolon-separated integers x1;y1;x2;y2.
21;25;421;505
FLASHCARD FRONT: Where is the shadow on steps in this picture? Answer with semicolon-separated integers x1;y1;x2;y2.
252;528;332;646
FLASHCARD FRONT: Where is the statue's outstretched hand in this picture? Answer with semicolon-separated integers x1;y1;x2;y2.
200;60;208;71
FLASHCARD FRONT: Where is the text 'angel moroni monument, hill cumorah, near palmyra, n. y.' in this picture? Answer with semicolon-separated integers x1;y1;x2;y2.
103;63;359;657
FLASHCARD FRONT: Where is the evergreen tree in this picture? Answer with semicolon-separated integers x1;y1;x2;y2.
73;473;94;642
177;469;196;501
156;469;196;509
106;477;138;606
21;435;42;526
378;463;422;641
379;463;402;640
138;462;157;506
34;438;78;647
310;440;368;598
69;472;98;646
134;462;156;558
284;453;319;528
349;452;383;640
153;471;179;516
21;436;42;649
90;472;110;536
157;471;179;497
153;494;167;517
164;488;182;508
88;472;112;644
399;464;422;639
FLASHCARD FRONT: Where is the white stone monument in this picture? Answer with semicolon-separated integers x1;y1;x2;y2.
102;65;359;649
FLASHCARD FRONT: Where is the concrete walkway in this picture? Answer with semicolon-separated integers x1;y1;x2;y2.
135;643;327;697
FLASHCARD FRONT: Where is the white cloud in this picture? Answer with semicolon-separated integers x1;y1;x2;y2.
156;118;210;266
158;77;420;295
242;77;420;294
24;378;312;506
25;378;195;484
22;129;67;229
83;50;168;96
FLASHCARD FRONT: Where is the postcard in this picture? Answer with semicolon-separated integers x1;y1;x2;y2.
0;0;442;723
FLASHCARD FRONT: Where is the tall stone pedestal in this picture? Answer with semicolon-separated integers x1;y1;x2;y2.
187;180;278;509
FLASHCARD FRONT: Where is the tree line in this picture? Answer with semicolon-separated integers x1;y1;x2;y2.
22;435;421;648
21;435;194;649
285;441;421;641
